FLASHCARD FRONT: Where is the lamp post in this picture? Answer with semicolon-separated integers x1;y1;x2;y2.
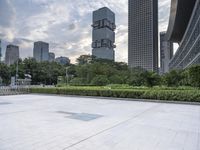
16;60;19;86
66;67;70;86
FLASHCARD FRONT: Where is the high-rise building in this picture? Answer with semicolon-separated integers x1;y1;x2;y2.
55;57;70;65
128;0;158;72
92;7;116;61
166;0;200;69
160;32;174;75
49;52;55;62
33;41;49;62
5;44;19;65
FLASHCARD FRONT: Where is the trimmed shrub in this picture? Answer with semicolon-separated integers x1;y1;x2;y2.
30;87;200;102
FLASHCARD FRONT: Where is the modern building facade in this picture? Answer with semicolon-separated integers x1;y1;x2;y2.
160;32;174;74
166;0;200;69
33;41;49;62
55;57;70;65
48;52;55;62
128;0;158;72
5;45;19;65
92;7;116;61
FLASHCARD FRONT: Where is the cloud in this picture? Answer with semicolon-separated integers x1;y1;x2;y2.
0;0;16;43
68;23;76;30
0;0;16;27
0;0;171;63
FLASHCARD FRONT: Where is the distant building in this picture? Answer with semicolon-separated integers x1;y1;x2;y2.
33;41;49;62
49;52;55;62
128;0;158;72
77;55;93;65
92;7;116;61
5;44;19;65
55;57;70;65
160;32;174;74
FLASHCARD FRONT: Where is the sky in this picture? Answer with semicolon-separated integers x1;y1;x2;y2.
0;0;171;63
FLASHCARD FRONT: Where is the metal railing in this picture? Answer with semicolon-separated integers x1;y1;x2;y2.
0;86;30;96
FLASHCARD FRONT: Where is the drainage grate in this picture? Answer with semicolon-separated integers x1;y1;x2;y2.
57;111;102;121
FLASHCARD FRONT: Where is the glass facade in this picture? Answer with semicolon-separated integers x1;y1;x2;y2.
128;0;158;72
92;7;116;60
169;0;200;69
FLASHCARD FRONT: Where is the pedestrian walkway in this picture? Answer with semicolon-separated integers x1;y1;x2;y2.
0;95;199;150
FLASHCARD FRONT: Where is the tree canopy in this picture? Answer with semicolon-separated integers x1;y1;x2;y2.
0;55;200;88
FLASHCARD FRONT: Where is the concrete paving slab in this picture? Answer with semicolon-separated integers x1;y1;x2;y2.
0;94;199;150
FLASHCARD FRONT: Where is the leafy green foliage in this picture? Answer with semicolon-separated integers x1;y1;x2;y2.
188;65;200;88
0;58;65;85
1;54;200;89
30;86;200;102
70;78;85;86
91;75;109;86
144;71;161;87
0;63;11;84
162;70;184;87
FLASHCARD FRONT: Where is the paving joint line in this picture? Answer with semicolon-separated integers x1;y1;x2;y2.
62;103;160;150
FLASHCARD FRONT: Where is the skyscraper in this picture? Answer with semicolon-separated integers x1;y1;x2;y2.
5;44;19;65
128;0;158;72
33;41;49;62
48;52;55;62
92;7;116;61
160;32;174;74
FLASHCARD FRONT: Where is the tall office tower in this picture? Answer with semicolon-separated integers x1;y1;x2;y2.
0;40;2;62
92;7;116;61
48;52;55;62
160;32;174;75
128;0;158;72
5;44;19;65
33;41;49;62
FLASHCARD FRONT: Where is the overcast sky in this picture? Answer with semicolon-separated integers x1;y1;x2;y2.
0;0;171;63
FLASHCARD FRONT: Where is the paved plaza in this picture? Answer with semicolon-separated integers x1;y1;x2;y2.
0;94;200;150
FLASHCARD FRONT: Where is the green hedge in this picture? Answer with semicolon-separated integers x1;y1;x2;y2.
30;87;200;102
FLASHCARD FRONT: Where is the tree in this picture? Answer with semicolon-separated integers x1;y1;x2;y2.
91;75;109;86
10;59;25;79
188;65;200;88
70;78;85;86
162;70;183;87
128;67;146;86
109;74;123;84
0;63;10;85
76;55;95;65
22;58;65;85
144;71;160;87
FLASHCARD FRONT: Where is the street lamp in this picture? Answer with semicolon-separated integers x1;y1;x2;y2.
16;59;19;86
66;67;70;86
